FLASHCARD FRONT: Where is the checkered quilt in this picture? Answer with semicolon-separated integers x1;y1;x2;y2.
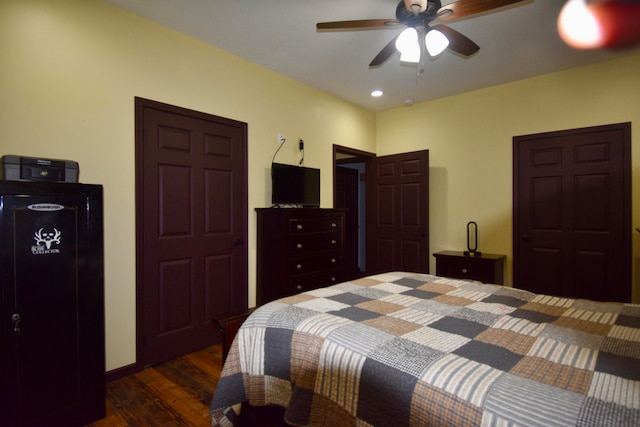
210;272;640;426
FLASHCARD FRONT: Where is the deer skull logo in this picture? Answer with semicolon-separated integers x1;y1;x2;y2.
34;228;62;249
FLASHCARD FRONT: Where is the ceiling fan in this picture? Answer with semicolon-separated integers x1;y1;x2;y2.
317;0;528;68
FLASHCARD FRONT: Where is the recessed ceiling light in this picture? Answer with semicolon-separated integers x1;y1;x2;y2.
371;90;383;97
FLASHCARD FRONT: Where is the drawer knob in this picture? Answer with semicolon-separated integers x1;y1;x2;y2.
331;277;336;282
297;224;303;230
296;285;302;290
461;268;468;274
331;222;337;228
297;243;302;249
331;258;336;263
331;239;336;245
297;264;302;270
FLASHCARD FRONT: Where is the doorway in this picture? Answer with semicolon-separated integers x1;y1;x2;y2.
333;145;375;277
135;98;248;367
333;146;430;276
513;122;631;302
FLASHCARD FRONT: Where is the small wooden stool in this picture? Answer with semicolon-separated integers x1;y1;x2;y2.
212;308;256;361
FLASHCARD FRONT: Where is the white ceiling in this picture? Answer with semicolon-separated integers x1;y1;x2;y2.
101;0;637;111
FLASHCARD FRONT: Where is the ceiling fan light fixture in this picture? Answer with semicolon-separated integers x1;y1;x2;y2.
425;29;449;56
396;27;420;63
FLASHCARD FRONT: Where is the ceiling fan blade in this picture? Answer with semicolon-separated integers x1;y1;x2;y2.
369;35;400;67
432;24;479;56
317;19;398;31
437;0;527;21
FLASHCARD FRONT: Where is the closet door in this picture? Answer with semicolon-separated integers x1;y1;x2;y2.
513;123;631;301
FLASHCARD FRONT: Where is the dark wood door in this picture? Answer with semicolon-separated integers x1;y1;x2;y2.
513;123;631;302
335;166;359;278
136;98;247;366
367;150;429;274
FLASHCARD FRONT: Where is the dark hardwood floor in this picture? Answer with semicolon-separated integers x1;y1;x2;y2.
88;344;289;427
88;345;222;427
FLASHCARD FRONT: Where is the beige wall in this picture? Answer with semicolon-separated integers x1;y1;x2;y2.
2;0;639;374
376;53;640;301
0;0;376;371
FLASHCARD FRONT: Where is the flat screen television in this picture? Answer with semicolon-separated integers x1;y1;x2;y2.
271;163;320;207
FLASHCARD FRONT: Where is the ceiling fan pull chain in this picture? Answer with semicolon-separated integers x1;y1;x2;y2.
418;25;427;75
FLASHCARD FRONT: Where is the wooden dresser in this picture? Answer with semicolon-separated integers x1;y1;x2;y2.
256;208;346;306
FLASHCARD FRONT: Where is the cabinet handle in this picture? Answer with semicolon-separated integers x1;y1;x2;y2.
297;224;303;230
331;239;336;245
461;268;468;274
297;264;302;270
297;243;302;249
331;222;337;228
296;285;302;290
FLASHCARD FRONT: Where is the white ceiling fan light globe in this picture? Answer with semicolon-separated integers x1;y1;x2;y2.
396;27;418;53
425;29;449;56
400;48;421;63
396;27;420;63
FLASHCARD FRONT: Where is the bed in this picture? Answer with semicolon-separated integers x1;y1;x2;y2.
210;271;640;426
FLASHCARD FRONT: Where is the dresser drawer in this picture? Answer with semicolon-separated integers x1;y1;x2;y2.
289;252;342;276
289;216;343;234
436;259;494;282
290;233;342;254
289;271;342;294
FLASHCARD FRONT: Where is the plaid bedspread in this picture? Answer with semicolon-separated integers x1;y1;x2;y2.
210;272;640;426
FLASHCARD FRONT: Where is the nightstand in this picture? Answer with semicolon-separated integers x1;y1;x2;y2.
433;251;506;285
